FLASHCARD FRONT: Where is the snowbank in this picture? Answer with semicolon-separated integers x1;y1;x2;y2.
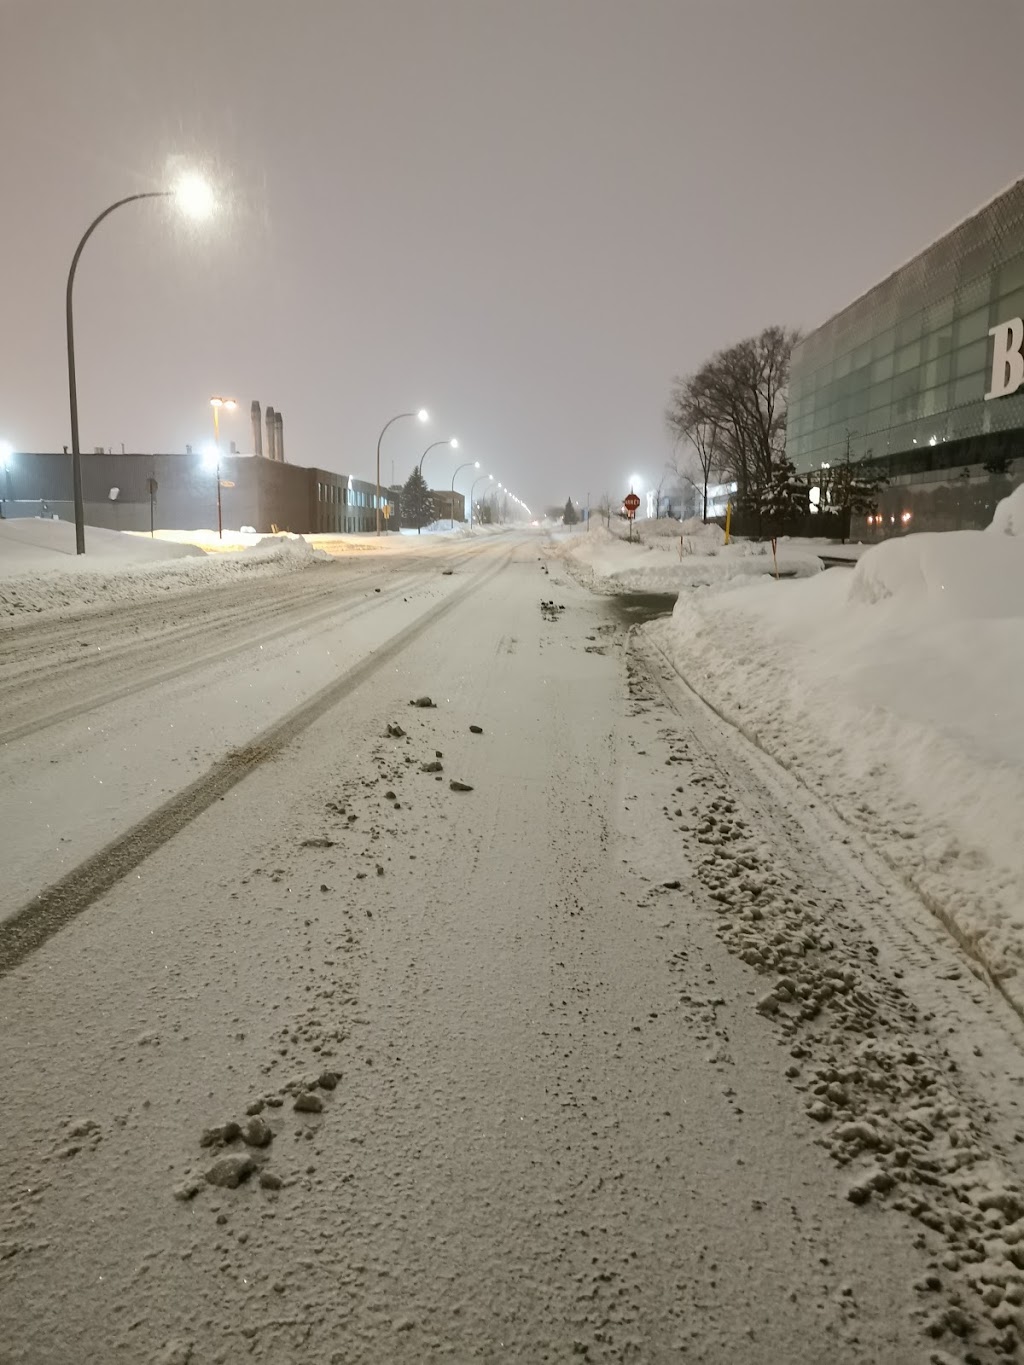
989;481;1024;537
0;522;329;619
0;517;205;571
849;529;1022;618
398;521;472;536
650;486;1024;991
555;522;823;594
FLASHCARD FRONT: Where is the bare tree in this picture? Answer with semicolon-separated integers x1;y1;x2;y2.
666;393;722;522
668;326;799;524
652;467;671;518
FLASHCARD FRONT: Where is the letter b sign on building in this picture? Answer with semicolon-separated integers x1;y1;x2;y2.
986;316;1024;400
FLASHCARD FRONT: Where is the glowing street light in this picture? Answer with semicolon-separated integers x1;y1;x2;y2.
66;171;217;554
376;408;429;534
0;439;12;516
210;395;236;447
411;437;458;536
207;397;236;539
418;436;458;477
174;171;216;221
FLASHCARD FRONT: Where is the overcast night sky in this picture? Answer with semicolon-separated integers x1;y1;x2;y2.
1;0;1022;511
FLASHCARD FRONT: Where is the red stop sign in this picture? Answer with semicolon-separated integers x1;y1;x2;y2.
623;492;640;514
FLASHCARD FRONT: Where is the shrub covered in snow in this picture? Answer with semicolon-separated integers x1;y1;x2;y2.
989;482;1024;537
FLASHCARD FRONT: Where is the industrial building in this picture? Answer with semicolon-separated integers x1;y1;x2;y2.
0;448;399;536
787;178;1024;533
0;402;492;535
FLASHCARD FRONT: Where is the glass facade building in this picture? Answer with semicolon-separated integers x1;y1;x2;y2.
787;178;1024;480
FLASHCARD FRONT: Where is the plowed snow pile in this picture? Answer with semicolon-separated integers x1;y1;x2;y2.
557;520;823;592
0;519;328;618
649;485;1024;993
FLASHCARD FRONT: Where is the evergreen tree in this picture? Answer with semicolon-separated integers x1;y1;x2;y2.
563;497;579;525
761;455;802;527
402;467;434;532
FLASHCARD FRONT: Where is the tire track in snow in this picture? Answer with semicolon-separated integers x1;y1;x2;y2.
626;635;1024;1361
0;546;483;744
642;628;1024;1029
0;549;511;976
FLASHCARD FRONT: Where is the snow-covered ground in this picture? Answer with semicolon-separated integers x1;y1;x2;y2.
556;517;825;592
0;517;206;568
0;519;520;619
4;531;1024;1360
622;489;1024;1002
7;533;1024;1362
142;525;469;554
0;520;326;618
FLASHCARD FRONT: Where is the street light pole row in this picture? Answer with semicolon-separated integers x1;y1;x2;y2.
450;458;480;529
61;171;518;549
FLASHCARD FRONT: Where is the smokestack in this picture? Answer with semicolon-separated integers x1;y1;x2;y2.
251;401;263;457
274;411;284;464
265;405;277;461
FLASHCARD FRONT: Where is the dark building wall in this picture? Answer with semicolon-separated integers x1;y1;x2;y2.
0;452;394;535
857;467;1022;538
428;490;466;523
1;451;243;532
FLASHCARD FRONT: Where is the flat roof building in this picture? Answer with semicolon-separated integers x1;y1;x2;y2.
0;450;401;536
788;179;1024;532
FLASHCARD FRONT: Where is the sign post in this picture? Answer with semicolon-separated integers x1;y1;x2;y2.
623;489;640;542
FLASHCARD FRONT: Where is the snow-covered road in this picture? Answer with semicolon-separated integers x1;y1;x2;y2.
2;534;1024;1363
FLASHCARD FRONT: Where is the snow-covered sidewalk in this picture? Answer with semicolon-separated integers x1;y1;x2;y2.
553;518;825;593
642;488;1024;1002
0;519;331;619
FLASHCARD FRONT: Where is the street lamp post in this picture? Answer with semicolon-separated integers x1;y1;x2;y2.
469;472;492;530
0;440;12;518
202;444;224;539
66;173;215;555
450;459;479;529
415;437;456;535
209;397;236;539
376;408;428;534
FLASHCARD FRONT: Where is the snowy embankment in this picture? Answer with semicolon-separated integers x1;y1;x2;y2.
0;519;328;618
555;518;824;592
646;486;1024;1000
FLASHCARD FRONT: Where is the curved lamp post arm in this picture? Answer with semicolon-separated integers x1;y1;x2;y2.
450;459;476;493
449;460;477;529
469;472;492;531
67;191;171;555
375;411;415;535
376;411;415;464
418;439;450;476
